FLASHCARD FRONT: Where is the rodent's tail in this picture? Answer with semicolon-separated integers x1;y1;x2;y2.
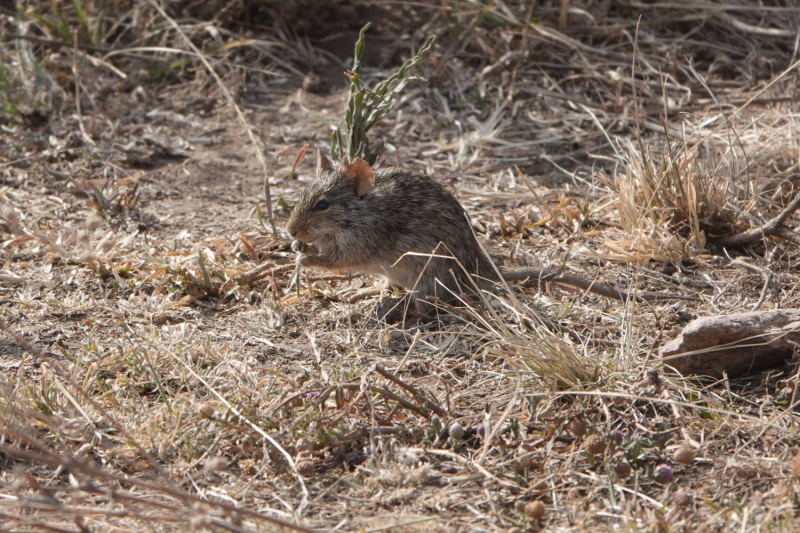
501;268;698;302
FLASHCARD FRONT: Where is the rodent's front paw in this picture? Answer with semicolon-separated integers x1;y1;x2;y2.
297;253;314;267
292;240;321;268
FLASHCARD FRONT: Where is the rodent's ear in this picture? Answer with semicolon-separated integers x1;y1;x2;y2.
316;149;334;176
345;158;375;197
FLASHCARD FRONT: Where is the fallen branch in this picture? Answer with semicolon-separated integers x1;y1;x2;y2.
510;269;700;302
773;225;800;246
712;191;800;248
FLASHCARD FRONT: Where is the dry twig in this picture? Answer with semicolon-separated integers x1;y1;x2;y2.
713;192;800;248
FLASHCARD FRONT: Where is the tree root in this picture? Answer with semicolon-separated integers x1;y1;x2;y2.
712;192;800;248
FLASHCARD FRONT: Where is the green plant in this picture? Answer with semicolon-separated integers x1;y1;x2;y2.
25;1;99;45
331;24;435;165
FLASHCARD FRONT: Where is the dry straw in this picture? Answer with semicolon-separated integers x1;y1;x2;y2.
1;1;799;532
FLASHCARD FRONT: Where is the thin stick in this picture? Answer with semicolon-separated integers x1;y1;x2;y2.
392;329;422;375
374;365;447;418
503;268;699;302
713;193;800;248
635;267;716;290
772;225;800;245
72;30;93;146
715;12;797;38
730;260;774;312
476;372;520;466
234;263;294;286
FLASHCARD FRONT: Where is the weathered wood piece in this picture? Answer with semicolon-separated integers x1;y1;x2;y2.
659;310;800;378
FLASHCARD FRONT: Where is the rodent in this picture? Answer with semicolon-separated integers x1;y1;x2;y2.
287;151;691;315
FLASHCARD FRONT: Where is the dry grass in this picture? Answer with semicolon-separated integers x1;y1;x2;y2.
1;1;800;532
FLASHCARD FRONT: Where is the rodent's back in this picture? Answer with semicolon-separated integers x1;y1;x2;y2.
369;168;488;261
342;167;497;292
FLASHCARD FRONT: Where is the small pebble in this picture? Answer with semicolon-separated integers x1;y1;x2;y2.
673;446;696;465
525;500;546;521
449;422;465;441
198;402;215;418
584;434;606;455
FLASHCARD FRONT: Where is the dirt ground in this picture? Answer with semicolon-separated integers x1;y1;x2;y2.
1;1;800;532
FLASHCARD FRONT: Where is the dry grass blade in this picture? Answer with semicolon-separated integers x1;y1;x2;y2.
0;440;319;533
169;352;311;514
595;137;726;261
0;318;176;486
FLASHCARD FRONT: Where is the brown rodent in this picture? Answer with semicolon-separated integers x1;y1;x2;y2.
287;152;688;314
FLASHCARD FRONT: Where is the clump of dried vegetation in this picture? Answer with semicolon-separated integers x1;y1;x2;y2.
1;1;799;532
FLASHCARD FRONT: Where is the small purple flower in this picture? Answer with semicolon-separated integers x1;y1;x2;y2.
655;464;674;483
304;390;320;398
608;430;623;444
449;422;466;441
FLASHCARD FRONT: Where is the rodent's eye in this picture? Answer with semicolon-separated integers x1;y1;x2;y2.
314;199;330;211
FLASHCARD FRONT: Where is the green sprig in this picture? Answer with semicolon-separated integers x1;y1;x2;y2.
331;24;435;165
